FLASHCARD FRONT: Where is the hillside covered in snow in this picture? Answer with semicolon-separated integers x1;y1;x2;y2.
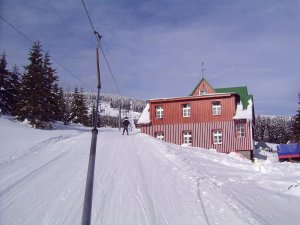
0;116;300;225
66;92;145;118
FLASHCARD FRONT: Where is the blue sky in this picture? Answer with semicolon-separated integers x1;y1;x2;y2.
0;0;299;116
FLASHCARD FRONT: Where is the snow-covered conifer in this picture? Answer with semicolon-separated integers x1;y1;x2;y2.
7;65;21;115
16;41;58;128
69;87;89;126
292;92;300;142
43;52;59;122
0;52;10;114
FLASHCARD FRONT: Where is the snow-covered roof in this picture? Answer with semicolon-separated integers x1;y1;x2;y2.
233;99;253;120
137;103;150;124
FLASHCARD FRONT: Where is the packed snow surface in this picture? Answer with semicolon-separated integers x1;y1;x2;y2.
1;117;300;225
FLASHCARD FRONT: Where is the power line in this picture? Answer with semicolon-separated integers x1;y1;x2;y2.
81;0;121;96
47;0;74;35
0;15;32;43
81;0;97;33
0;15;92;89
99;43;121;95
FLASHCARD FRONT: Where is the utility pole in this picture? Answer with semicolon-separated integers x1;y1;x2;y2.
119;102;121;131
81;30;102;225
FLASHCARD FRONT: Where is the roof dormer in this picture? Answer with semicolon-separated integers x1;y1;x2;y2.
190;78;216;96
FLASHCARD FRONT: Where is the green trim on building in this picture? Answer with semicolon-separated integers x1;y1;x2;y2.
215;86;252;109
190;78;253;109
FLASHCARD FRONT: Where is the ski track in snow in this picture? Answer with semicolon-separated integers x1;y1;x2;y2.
0;131;90;225
161;144;261;225
0;128;264;225
91;131;207;225
1;119;300;225
0;134;79;168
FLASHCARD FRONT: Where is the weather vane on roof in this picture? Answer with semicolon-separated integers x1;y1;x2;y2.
201;62;205;79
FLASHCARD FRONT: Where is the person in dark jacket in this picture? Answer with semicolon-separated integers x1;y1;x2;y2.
122;117;130;135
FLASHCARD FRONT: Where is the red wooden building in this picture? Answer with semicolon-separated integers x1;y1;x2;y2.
137;78;255;159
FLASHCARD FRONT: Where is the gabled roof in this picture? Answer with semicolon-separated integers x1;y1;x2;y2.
190;78;253;110
190;78;215;96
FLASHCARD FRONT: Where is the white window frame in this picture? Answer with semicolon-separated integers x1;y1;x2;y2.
156;132;164;141
213;130;222;144
155;106;164;118
183;131;192;145
182;103;191;117
236;123;245;138
199;89;207;95
212;101;221;115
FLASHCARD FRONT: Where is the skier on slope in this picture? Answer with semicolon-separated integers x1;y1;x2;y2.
122;117;130;135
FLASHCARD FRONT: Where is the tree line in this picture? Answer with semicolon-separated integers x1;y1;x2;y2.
254;96;300;143
0;41;122;128
254;115;293;144
292;92;300;143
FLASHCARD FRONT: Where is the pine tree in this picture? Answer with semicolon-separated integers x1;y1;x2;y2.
254;115;261;140
292;92;300;143
17;41;45;127
16;41;55;128
283;118;293;143
69;87;80;123
269;117;279;143
255;115;294;143
43;52;59;121
7;65;20;115
54;87;70;125
54;87;66;122
78;88;89;125
69;87;89;125
0;52;10;114
63;90;71;125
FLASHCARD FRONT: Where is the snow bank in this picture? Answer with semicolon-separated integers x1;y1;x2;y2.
0;117;83;165
137;103;150;124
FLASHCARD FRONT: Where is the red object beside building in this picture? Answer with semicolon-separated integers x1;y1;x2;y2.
137;78;255;160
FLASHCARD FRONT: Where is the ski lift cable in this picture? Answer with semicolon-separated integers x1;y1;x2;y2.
99;43;122;96
81;0;97;35
47;0;74;35
81;0;122;126
0;15;32;43
0;15;92;90
81;0;122;96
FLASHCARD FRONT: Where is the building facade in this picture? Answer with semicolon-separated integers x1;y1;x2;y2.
137;79;255;159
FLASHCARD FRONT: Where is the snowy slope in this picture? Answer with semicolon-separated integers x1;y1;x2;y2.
0;117;300;225
100;101;141;120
